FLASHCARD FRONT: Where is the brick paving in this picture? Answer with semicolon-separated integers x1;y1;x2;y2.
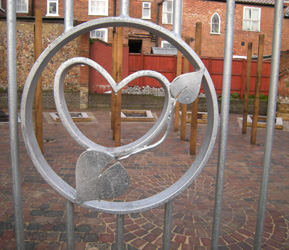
0;109;289;249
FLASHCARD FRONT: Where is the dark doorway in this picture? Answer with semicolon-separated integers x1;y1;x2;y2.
129;40;142;53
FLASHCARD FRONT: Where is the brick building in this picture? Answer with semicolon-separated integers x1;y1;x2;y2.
0;0;289;104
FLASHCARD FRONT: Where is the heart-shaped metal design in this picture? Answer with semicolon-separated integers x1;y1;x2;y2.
76;150;129;203
53;57;204;159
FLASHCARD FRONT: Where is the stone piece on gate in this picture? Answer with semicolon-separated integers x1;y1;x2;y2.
76;150;129;203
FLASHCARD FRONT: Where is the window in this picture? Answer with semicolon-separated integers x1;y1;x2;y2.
243;7;261;32
142;2;151;19
88;0;108;16
16;0;28;13
162;0;173;24
161;41;175;49
47;0;58;16
210;13;220;34
90;28;108;42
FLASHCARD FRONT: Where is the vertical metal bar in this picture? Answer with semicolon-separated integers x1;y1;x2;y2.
163;200;173;250
211;1;235;249
116;214;125;250
64;0;74;31
120;0;129;17
172;0;182;132
253;1;284;249
64;2;75;249
66;200;75;250
7;0;25;249
172;0;182;37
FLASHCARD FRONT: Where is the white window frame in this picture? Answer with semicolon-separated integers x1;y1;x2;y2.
162;0;174;25
242;6;261;32
90;28;108;42
161;41;175;49
88;0;108;16
210;13;221;34
16;0;28;13
142;2;151;19
47;0;59;16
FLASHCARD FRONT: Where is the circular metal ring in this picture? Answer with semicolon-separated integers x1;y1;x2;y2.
21;16;219;214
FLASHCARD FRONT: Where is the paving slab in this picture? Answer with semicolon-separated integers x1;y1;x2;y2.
0;110;288;249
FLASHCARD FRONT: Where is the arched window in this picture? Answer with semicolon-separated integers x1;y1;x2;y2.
211;13;221;34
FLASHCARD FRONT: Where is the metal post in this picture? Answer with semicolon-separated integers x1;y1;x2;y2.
64;2;75;249
7;0;25;249
120;0;129;17
66;200;75;250
64;0;74;31
173;0;183;132
163;200;173;250
253;1;284;249
211;1;235;249
172;0;182;37
116;214;125;250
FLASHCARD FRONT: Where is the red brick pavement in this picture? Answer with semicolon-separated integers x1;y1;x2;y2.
0;109;289;249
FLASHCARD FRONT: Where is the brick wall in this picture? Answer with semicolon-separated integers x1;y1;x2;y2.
1;1;288;57
0;20;89;92
1;0;289;100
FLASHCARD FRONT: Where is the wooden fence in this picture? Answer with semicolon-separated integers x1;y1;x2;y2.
89;45;271;96
128;53;271;97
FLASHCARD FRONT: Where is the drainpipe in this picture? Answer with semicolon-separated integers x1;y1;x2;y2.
155;0;165;47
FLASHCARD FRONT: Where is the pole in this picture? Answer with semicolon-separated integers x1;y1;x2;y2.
64;0;74;31
7;0;25;248
173;0;183;132
34;9;43;152
163;201;173;250
64;2;75;248
190;22;202;155
111;31;117;133
116;214;125;250
253;1;284;248
114;27;123;147
251;34;265;145
174;51;182;131
211;1;235;249
180;37;190;141
242;42;253;134
66;200;75;250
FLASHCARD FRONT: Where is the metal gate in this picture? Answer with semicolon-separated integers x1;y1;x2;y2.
6;0;284;249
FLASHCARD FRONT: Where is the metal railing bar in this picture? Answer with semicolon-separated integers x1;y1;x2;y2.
64;0;74;32
172;0;183;37
7;0;25;249
210;1;236;249
253;1;284;249
116;214;125;250
163;200;173;250
64;2;75;249
66;200;75;250
120;0;129;17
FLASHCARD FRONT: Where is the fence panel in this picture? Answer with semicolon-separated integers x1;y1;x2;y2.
126;54;271;97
